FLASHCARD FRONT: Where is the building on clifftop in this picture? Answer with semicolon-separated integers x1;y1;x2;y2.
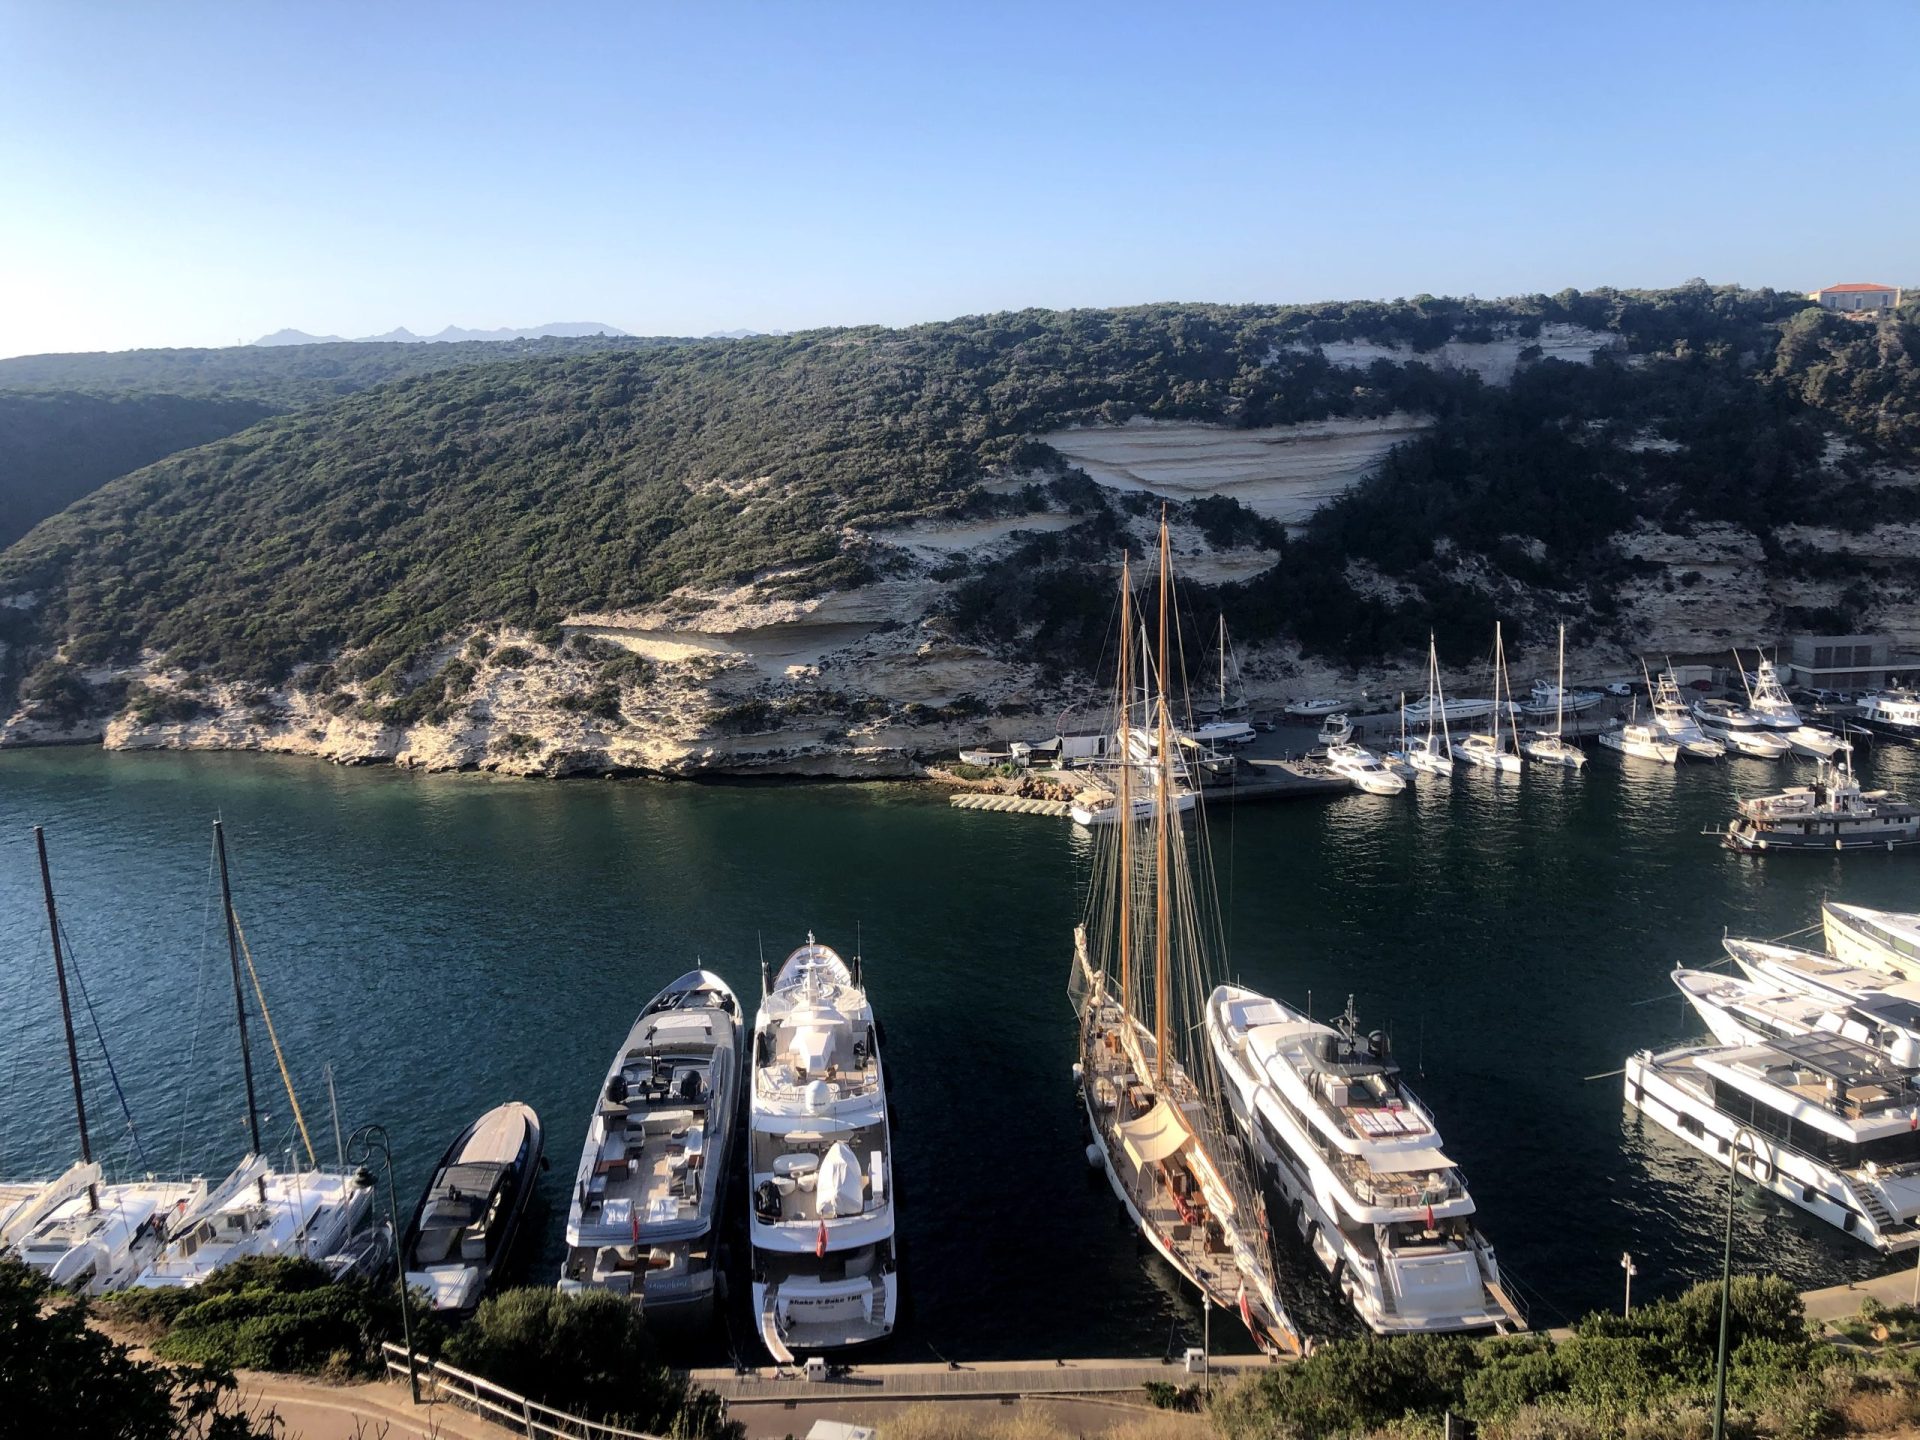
1809;282;1901;316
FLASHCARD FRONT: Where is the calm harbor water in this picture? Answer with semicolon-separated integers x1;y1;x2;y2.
4;741;1920;1358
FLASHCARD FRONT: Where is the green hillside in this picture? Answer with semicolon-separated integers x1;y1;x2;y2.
3;286;1917;713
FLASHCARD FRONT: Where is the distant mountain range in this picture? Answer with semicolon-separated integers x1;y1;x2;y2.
253;322;630;347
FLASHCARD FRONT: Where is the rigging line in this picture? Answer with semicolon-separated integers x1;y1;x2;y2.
55;919;151;1173
175;832;220;1176
228;911;318;1169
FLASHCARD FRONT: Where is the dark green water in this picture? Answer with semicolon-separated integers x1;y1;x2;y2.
3;743;1919;1357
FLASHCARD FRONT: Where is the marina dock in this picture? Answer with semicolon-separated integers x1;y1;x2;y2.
691;1353;1270;1406
948;793;1076;816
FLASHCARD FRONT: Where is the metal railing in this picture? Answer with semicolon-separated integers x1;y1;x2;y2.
378;1342;670;1440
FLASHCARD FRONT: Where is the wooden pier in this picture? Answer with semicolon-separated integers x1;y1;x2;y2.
948;793;1076;817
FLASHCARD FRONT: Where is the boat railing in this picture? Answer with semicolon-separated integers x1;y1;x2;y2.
1331;1149;1464;1209
380;1342;673;1439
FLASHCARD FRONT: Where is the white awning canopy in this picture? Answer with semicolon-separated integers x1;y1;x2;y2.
1118;1101;1193;1169
1368;1146;1453;1175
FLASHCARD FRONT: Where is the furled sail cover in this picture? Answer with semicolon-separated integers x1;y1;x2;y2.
1117;1101;1192;1170
815;1141;864;1217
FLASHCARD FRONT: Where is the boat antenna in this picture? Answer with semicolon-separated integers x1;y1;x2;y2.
852;921;863;988
1734;648;1758;707
324;1063;345;1170
215;821;264;1159
35;828;97;1213
758;933;770;998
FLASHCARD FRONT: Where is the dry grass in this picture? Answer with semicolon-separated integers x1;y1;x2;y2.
877;1400;1216;1440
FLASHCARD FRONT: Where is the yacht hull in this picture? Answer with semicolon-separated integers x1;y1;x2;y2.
1625;1049;1920;1252
404;1103;544;1316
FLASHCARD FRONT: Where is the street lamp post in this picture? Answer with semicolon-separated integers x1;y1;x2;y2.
348;1123;418;1403
1711;1128;1760;1440
1621;1252;1637;1316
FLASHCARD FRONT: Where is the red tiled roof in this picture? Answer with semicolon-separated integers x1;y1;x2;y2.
1819;283;1896;293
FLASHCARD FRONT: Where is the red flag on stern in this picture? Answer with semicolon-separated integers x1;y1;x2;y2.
816;1218;829;1257
1238;1284;1253;1330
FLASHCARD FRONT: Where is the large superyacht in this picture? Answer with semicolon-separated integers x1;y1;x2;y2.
559;970;741;1323
749;938;897;1361
1207;989;1521;1334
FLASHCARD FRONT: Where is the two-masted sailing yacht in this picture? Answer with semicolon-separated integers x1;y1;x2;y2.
1455;623;1521;775
1069;518;1301;1356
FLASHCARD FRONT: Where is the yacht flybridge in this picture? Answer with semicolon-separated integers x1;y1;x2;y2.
1070;521;1301;1356
1735;653;1851;759
1626;1032;1920;1252
1824;902;1920;981
1207;989;1521;1334
1455;623;1521;775
1649;671;1726;761
561;970;740;1323
749;938;897;1361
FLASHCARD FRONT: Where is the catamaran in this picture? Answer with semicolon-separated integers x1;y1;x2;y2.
1403;639;1455;776
1520;625;1586;769
1455;624;1521;774
4;829;218;1295
1070;522;1301;1356
1206;989;1522;1334
560;970;740;1322
749;938;897;1360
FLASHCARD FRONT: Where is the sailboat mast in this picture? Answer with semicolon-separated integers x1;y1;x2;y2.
1556;624;1567;739
1116;555;1134;1018
1154;513;1173;1084
215;821;264;1155
1218;615;1227;712
1492;623;1504;749
35;827;97;1212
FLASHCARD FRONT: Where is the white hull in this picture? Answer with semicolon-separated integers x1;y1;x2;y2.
1787;726;1851;761
1455;737;1520;774
1824;904;1920;982
1285;699;1349;718
1598;729;1679;764
1402;698;1495;724
1185;721;1257;748
1626;1049;1920;1252
1326;744;1407;794
1520;736;1586;769
11;1177;212;1295
1070;791;1197;826
1207;988;1519;1334
1405;749;1454;777
1697;718;1792;760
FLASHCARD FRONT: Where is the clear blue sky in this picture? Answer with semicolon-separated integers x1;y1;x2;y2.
2;1;1914;358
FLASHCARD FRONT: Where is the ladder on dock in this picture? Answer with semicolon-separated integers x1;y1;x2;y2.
948;793;1075;817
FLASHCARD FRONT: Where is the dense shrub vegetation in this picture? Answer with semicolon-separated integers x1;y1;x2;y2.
2;285;1917;698
2;1259;276;1439
95;1257;737;1438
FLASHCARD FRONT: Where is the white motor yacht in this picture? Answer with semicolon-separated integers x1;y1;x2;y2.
1692;697;1792;759
1598;707;1680;764
1725;936;1920;1011
1517;679;1603;718
1326;742;1408;795
1208;989;1522;1334
1626;1033;1920;1251
1858;690;1920;744
1648;672;1725;760
1286;697;1350;719
1316;712;1355;747
1402;696;1495;725
1825;902;1920;981
749;939;897;1361
560;972;740;1321
1741;661;1804;732
1674;965;1920;1061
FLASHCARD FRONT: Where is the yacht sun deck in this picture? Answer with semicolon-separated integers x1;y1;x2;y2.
1208;988;1520;1335
1627;1032;1920;1251
751;940;897;1360
561;971;739;1318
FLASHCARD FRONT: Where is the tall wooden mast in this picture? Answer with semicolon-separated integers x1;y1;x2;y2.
1154;511;1172;1083
216;822;263;1157
1115;553;1133;1018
